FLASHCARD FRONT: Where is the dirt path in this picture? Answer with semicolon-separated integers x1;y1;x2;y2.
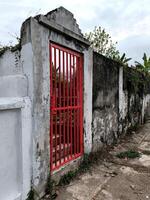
55;120;150;200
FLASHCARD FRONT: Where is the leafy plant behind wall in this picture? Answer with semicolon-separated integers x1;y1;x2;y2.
114;53;132;65
85;26;131;65
84;26;120;59
135;53;150;73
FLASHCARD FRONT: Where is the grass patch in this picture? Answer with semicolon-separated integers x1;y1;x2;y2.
26;186;39;200
116;150;140;159
126;124;139;135
59;153;99;186
78;153;92;172
59;170;77;186
45;174;57;199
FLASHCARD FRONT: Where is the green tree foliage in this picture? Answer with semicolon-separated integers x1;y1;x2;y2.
115;53;132;65
135;53;150;73
85;26;131;65
85;26;120;59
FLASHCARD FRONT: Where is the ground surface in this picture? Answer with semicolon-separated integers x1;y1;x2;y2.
49;120;150;200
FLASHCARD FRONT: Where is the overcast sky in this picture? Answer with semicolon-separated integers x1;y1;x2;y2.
0;0;150;63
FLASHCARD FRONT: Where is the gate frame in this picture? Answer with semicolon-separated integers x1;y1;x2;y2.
49;42;84;171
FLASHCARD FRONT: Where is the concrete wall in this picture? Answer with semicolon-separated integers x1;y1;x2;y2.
92;53;119;152
119;67;150;133
92;52;150;152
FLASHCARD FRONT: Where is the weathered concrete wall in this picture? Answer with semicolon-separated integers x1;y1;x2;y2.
119;67;150;133
142;94;150;120
93;52;150;152
21;18;50;195
92;53;119;152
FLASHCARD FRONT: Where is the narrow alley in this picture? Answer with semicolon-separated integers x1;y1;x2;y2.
56;119;150;200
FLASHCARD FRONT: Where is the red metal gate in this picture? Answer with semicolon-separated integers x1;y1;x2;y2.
50;43;83;171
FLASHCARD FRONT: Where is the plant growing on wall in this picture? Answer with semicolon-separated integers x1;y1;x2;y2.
135;53;150;73
0;42;21;56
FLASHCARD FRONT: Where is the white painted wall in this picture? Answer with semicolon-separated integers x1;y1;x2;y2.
0;46;32;200
0;50;22;76
0;75;27;97
0;108;22;200
0;98;32;200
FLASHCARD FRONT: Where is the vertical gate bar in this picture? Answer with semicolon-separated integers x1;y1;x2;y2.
59;50;61;164
66;53;69;160
77;58;82;153
78;57;80;153
72;54;74;156
73;55;76;155
75;56;78;154
77;57;81;153
80;56;83;154
54;47;57;167
63;51;66;162
70;54;73;157
78;57;80;154
50;44;53;170
76;57;79;154
51;116;53;169
75;56;77;154
78;56;80;154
